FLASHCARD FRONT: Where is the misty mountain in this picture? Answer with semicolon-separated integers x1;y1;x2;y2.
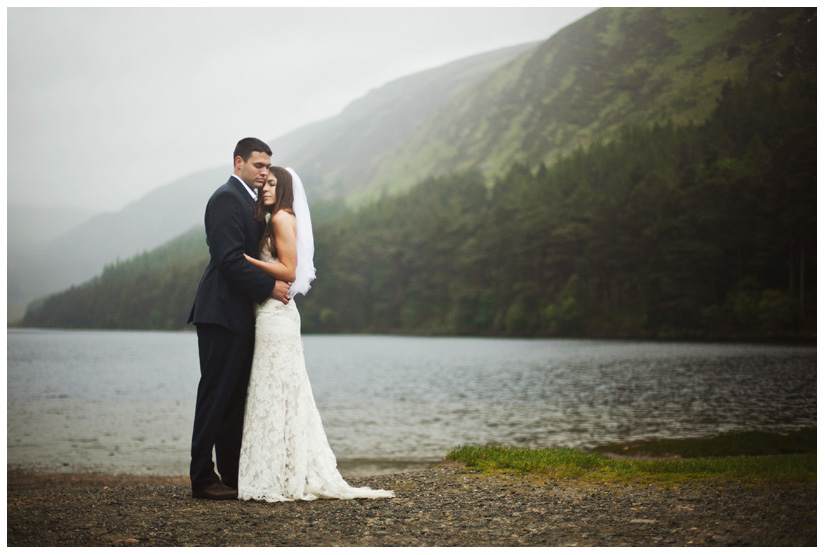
8;203;98;246
6;123;330;321
21;71;817;338
6;42;537;322
8;166;221;321
10;7;815;323
8;203;97;319
336;7;817;198
287;42;540;203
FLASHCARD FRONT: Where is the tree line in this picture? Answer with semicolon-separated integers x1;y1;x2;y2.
21;228;209;330
21;75;815;340
299;76;815;339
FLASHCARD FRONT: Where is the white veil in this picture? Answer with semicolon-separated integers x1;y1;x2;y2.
286;167;316;296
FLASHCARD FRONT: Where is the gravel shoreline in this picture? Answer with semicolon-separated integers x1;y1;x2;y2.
7;463;816;547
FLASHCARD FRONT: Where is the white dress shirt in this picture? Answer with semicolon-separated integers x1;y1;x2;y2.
231;174;257;201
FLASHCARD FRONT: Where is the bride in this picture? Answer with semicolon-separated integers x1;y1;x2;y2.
237;166;393;502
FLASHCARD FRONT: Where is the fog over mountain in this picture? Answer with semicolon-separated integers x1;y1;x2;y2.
7;43;536;321
10;7;815;326
8;204;98;246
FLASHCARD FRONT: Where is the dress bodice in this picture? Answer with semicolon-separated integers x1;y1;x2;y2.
259;245;278;264
256;248;296;315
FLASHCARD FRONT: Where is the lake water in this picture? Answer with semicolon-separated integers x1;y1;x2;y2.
7;329;816;477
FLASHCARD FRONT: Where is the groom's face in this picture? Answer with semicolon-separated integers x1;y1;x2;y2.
236;151;272;189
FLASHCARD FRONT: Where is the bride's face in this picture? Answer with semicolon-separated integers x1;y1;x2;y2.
261;173;277;207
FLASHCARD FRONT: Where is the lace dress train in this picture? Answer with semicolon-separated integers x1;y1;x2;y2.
237;257;393;502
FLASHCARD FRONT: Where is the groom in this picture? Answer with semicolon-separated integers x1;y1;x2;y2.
188;137;291;500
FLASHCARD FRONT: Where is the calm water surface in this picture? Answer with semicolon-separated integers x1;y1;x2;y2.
7;329;816;476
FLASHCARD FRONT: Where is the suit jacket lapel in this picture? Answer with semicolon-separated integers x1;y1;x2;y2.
228;176;265;243
228;176;257;209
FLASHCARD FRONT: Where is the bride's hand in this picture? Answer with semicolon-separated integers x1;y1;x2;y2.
243;253;255;263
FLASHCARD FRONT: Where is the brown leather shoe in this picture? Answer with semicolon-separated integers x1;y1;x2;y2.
192;482;238;500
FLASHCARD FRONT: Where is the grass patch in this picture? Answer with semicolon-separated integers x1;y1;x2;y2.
446;430;816;486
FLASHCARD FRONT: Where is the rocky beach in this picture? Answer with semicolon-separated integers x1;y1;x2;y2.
7;462;816;547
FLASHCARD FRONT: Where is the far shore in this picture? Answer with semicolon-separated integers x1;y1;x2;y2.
7;325;817;345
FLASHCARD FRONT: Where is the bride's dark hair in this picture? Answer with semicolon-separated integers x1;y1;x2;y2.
255;166;295;258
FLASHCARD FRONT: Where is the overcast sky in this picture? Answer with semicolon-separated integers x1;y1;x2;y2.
7;6;597;214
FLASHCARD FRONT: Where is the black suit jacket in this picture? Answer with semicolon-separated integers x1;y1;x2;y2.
188;176;276;337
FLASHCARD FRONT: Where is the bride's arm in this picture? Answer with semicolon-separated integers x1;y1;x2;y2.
244;211;298;283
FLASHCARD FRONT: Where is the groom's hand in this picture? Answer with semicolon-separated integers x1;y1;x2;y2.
271;280;291;305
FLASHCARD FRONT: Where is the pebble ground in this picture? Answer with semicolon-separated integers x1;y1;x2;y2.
6;463;816;547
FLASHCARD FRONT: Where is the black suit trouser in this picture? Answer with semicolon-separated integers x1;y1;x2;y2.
190;323;254;490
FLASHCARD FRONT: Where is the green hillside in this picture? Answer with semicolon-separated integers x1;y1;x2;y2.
340;7;815;201
9;8;812;324
20;71;815;339
293;76;815;339
287;41;538;202
18;7;815;339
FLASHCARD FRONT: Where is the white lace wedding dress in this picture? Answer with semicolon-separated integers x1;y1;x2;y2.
237;252;394;502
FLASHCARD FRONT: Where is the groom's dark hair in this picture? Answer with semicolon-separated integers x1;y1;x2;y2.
234;137;272;162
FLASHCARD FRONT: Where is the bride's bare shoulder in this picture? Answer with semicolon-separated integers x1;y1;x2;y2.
272;209;297;233
272;209;296;223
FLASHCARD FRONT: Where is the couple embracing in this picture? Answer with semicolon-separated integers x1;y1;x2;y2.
187;138;393;502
